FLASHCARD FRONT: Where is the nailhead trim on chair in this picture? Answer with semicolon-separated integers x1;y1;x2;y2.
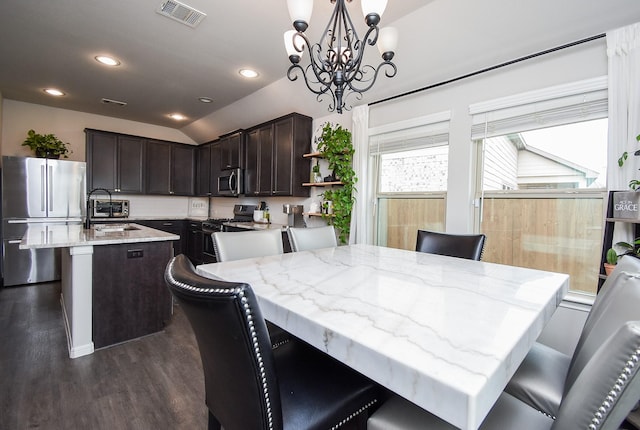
271;338;290;349
587;346;640;430
166;259;276;430
329;399;378;430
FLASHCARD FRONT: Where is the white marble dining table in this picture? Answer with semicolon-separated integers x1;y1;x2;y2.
196;244;569;430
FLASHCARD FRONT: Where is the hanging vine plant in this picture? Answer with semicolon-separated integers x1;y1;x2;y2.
316;122;357;244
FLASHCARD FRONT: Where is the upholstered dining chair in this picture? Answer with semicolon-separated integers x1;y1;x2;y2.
212;229;283;262
415;230;486;261
211;228;288;345
502;255;640;419
367;320;640;430
165;255;380;430
287;225;337;252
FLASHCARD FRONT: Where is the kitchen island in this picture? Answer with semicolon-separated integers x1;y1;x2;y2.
20;223;179;358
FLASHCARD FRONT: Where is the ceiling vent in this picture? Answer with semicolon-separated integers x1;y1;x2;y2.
157;0;206;28
101;98;128;107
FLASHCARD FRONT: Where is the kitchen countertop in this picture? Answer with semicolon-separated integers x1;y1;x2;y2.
19;223;179;250
225;221;288;230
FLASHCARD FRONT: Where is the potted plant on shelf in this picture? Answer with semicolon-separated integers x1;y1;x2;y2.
606;238;640;276
22;129;71;159
316;122;357;244
604;247;619;276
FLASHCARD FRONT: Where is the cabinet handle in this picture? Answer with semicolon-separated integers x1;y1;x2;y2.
162;222;173;226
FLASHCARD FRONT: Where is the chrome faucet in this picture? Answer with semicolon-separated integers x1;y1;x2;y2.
85;188;112;229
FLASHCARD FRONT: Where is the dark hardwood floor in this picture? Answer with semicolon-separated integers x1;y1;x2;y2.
0;282;207;429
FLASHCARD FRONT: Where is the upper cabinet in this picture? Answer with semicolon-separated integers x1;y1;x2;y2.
218;130;243;170
86;129;145;194
245;113;312;197
195;143;212;196
245;124;273;196
146;140;195;196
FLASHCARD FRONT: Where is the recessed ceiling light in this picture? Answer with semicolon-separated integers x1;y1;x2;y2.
95;55;121;66
44;88;65;96
198;97;214;103
169;113;187;121
239;69;259;78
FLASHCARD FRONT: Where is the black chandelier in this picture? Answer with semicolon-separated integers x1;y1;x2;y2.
284;0;398;114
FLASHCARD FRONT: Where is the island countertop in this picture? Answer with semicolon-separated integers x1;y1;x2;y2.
19;222;179;249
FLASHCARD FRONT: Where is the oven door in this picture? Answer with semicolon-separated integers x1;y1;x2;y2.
201;225;219;263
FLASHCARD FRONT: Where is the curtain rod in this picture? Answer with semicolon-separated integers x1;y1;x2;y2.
370;33;606;107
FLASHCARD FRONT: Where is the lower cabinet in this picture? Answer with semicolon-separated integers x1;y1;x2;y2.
136;220;186;256
92;241;173;349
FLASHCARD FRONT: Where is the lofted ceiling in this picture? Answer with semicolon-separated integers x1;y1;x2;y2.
0;0;427;130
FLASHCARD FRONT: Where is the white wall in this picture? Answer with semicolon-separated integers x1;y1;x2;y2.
1;100;197;162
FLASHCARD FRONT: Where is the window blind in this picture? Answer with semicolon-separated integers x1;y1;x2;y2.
369;111;451;155
470;76;608;140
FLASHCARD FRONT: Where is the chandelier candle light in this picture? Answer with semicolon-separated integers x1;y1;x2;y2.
284;0;398;113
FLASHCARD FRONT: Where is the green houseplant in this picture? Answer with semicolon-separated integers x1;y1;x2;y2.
316;122;357;244
22;129;71;158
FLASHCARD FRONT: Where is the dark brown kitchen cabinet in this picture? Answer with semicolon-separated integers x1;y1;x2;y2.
196;143;211;196
146;140;195;196
92;241;173;349
136;219;186;256
85;129;145;194
245;125;274;196
218;130;243;170
209;141;222;196
244;113;312;197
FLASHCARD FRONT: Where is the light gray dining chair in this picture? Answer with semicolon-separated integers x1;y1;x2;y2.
503;255;640;419
212;229;283;262
367;320;640;430
287;225;337;252
211;228;288;345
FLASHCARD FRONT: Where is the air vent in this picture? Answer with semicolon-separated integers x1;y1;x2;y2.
157;0;206;28
101;98;128;107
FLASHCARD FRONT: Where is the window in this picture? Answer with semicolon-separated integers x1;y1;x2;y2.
369;113;450;250
471;77;608;297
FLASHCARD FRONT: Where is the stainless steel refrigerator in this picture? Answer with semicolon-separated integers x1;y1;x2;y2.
2;156;86;286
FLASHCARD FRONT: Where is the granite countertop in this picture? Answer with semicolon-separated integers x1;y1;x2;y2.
19;223;180;250
224;221;288;230
91;216;209;222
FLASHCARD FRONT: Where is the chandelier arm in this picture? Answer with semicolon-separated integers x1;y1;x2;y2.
343;25;378;84
307;44;337;87
344;61;397;94
287;63;334;99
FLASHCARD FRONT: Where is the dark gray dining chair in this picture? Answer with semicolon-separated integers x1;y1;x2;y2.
287;225;337;252
367;320;640;430
415;230;486;261
503;255;640;419
165;255;380;430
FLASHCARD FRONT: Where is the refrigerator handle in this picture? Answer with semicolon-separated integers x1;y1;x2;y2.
48;165;54;212
41;164;46;212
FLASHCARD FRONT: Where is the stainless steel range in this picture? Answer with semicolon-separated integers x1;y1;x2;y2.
202;204;256;261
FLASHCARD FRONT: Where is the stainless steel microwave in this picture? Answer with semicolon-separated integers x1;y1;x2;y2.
218;168;243;196
93;199;129;218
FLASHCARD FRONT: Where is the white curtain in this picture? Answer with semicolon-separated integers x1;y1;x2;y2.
607;23;640;191
607;23;640;246
351;105;369;244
